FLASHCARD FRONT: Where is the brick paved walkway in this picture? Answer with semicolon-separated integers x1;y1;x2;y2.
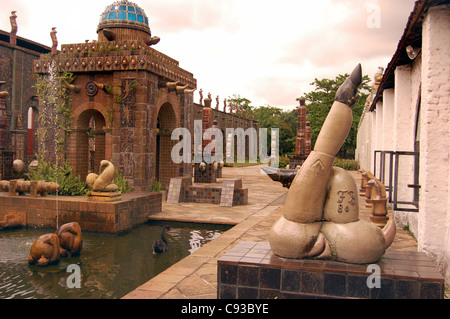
123;166;419;299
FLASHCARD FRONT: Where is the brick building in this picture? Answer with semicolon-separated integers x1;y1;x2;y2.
0;12;51;179
32;0;257;191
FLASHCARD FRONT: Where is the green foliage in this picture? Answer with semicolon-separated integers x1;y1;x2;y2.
278;110;297;155
227;94;253;113
34;66;75;162
253;106;296;156
229;70;370;159
333;158;360;171
278;155;290;168
105;105;114;129
28;160;89;196
114;169;132;193
300;73;371;159
151;180;165;192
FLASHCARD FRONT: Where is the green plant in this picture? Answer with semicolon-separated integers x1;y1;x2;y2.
278;155;290;168
403;224;417;240
105;105;114;129
34;65;75;163
151;180;165;192
114;169;132;193
333;158;360;170
28;160;89;196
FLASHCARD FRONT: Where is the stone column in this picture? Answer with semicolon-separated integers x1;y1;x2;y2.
382;89;395;152
419;4;450;283
393;65;413;152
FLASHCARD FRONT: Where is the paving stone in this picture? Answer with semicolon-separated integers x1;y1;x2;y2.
123;167;422;299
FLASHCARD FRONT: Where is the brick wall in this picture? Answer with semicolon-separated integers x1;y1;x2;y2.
0;39;46;164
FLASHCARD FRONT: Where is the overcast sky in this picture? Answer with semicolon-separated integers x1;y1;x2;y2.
0;0;416;110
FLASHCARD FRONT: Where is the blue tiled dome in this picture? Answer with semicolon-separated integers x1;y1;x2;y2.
98;0;150;33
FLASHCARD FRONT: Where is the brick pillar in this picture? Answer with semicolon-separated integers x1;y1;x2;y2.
0;92;7;150
290;98;309;168
296;98;307;156
194;97;216;183
305;121;311;156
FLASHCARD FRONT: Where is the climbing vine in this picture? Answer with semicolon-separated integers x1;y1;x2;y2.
33;62;75;164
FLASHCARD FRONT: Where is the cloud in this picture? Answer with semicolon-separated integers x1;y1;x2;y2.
149;0;242;34
279;0;415;68
0;0;417;108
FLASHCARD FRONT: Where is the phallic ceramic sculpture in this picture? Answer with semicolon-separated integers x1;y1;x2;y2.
1;180;61;197
269;64;396;264
56;222;83;257
86;160;119;192
0;213;23;230
367;178;389;227
28;233;61;267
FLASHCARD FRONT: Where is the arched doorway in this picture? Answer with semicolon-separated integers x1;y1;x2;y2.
156;102;177;187
75;109;106;178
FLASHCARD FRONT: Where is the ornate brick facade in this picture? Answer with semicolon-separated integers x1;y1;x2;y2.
32;1;257;191
0;17;51;179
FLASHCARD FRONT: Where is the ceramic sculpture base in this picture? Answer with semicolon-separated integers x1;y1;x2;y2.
217;241;445;299
87;191;122;202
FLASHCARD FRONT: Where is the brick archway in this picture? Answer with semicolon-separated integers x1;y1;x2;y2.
72;109;106;179
156;102;178;187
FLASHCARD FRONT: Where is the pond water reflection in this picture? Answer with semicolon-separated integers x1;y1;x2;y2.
0;221;230;299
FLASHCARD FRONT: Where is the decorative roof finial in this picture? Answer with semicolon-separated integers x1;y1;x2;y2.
50;27;58;53
10;11;18;46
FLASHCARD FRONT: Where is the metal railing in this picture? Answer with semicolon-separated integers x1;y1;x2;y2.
373;150;394;203
373;150;420;213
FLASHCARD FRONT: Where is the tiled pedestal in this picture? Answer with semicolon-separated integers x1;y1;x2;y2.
218;241;445;299
167;177;248;206
194;162;217;183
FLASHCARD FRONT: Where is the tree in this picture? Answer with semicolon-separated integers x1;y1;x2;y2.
278;109;297;155
299;73;370;158
227;94;253;113
252;105;298;155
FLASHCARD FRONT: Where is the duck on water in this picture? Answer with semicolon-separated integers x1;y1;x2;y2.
152;225;171;254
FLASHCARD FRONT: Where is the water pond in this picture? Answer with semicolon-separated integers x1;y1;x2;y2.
0;221;231;299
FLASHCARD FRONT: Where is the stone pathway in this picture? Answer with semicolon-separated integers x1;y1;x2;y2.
122;165;419;299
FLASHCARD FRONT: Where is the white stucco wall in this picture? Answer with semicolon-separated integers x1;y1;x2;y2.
356;109;374;171
356;3;450;283
382;89;395;152
392;62;418;233
393;65;413;152
419;4;450;282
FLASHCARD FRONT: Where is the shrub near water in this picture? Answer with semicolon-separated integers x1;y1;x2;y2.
114;169;132;193
29;160;89;196
29;161;133;195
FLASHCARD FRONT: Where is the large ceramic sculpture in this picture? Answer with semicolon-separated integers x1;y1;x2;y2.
56;222;83;257
28;233;61;267
0;213;23;230
269;64;396;264
86;160;118;192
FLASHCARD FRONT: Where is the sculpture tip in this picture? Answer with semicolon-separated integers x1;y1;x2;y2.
335;63;363;107
350;63;362;88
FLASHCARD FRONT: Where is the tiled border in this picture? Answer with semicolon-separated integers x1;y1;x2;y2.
0;191;162;234
218;241;445;299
